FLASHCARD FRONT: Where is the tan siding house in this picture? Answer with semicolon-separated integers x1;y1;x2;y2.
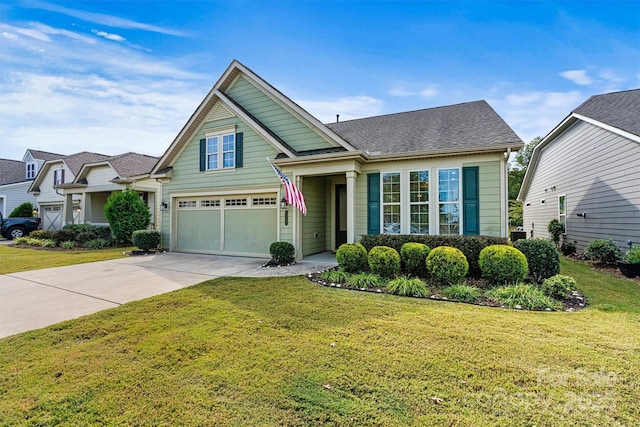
519;89;640;251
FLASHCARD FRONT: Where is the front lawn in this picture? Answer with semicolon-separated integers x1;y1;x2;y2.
1;263;639;425
0;245;132;275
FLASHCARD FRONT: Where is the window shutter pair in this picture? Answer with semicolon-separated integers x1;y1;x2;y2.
200;132;243;171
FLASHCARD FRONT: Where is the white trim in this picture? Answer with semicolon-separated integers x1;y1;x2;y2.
573;113;640;144
558;194;567;234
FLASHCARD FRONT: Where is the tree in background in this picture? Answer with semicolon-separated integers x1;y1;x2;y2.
9;202;34;218
104;190;151;244
508;136;542;227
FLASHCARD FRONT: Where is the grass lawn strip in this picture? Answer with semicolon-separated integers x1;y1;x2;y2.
1;268;639;425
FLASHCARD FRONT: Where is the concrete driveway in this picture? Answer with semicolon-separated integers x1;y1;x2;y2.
0;251;336;339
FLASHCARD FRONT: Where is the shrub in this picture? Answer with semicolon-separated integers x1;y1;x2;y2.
386;276;429;297
52;229;76;244
560;241;577;256
513;239;560;284
29;230;54;240
479;245;528;286
541;275;577;300
320;270;348;283
9;202;34;218
368;246;401;278
336;243;368;273
585;239;622;265
346;272;382;289
486;284;560;310
547;219;564;247
13;237;30;245
40;239;56;248
269;241;295;264
25;238;41;246
84;238;110;249
60;240;76;249
132;230;161;251
104;190;151;244
400;242;431;277
75;232;97;245
624;246;640;264
441;284;482;303
426;246;469;286
360;234;507;277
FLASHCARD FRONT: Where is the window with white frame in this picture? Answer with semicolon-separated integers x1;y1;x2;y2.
438;168;460;235
558;195;566;229
206;132;235;170
382;172;401;234
26;162;36;179
409;170;429;234
53;169;65;186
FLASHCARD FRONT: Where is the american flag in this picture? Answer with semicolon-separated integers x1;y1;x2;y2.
268;159;307;216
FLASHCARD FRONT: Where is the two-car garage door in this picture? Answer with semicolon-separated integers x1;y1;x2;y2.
175;193;278;257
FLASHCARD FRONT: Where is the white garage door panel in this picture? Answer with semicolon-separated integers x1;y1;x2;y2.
43;206;63;230
223;209;277;254
176;210;221;253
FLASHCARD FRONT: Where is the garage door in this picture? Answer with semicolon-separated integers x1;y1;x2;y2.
42;205;63;230
176;194;278;256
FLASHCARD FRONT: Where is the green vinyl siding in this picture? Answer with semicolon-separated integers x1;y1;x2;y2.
226;76;335;153
301;176;327;256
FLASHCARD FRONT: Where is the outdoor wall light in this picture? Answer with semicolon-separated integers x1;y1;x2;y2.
32;208;39;217
76;206;81;213
280;197;288;209
160;201;168;211
576;212;587;218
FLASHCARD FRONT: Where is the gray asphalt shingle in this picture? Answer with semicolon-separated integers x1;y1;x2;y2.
573;88;640;138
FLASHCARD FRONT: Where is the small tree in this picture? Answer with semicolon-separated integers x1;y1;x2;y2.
104;190;151;244
9;202;34;218
547;219;565;248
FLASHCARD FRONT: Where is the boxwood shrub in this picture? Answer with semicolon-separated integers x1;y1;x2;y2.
360;234;507;277
513;239;560;284
368;246;401;278
426;246;469;286
585;239;622;265
269;241;295;264
541;274;577;300
336;243;368;273
400;242;431;277
132;230;161;251
479;245;528;286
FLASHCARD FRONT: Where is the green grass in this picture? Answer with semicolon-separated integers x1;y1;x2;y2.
0;244;132;274
0;252;639;425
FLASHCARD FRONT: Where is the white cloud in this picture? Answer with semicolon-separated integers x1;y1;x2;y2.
388;84;439;98
92;29;126;42
299;96;384;123
560;69;594;86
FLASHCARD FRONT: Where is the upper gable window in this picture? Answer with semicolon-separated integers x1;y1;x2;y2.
26;162;36;179
53;169;65;186
206;132;235;170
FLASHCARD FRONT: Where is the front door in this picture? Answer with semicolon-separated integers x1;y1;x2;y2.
335;184;347;248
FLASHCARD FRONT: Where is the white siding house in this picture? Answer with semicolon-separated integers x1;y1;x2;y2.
519;88;640;251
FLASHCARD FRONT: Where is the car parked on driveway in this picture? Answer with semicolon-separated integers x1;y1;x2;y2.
0;211;42;239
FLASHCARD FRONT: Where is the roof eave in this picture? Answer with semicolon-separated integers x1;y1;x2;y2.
272;150;369;166
366;144;522;163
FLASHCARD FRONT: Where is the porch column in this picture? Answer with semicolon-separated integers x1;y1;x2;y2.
83;193;92;224
346;171;356;243
64;194;74;225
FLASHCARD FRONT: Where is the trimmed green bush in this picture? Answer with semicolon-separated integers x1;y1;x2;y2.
560;241;577;256
336;243;368;273
84;239;110;249
585;239;622;265
547;219;564;247
346;272;382;289
368;246;401;278
486;284;560;311
541;274;577;300
320;270;348;283
75;232;97;245
426;246;469;286
513;239;560;284
400;242;431;277
132;230;161;251
441;284;482;303
104;190;151;244
9;202;34;218
269;242;295;264
386;276;429;297
479;245;528;286
360;234;507;277
29;230;55;240
626;246;640;263
52;229;76;245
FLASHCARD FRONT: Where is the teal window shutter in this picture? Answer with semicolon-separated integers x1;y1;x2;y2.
199;138;206;171
367;173;380;234
462;166;479;235
236;132;243;168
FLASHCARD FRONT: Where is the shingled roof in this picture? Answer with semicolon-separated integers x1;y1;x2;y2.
63;152;111;176
0;159;27;185
28;150;66;162
573;88;640;138
107;152;159;178
326;100;523;156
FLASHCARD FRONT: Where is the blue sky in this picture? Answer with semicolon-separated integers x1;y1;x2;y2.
1;0;639;161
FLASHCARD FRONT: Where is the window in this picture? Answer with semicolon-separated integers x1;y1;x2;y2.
200;199;220;208
225;198;247;207
206;132;235;170
178;200;197;208
382;172;401;234
53;169;65;186
252;197;277;206
409;170;429;234
558;195;566;229
438;168;460;235
26;162;36;179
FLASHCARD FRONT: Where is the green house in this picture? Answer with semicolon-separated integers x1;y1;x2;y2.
152;60;523;259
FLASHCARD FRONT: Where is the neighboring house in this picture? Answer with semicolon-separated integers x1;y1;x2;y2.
28;152;110;230
0;150;64;218
57;152;161;229
518;88;640;251
152;60;523;259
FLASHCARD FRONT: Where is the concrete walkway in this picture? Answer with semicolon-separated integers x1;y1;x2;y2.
0;251;337;339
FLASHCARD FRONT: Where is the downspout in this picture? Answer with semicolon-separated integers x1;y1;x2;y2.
502;148;511;238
